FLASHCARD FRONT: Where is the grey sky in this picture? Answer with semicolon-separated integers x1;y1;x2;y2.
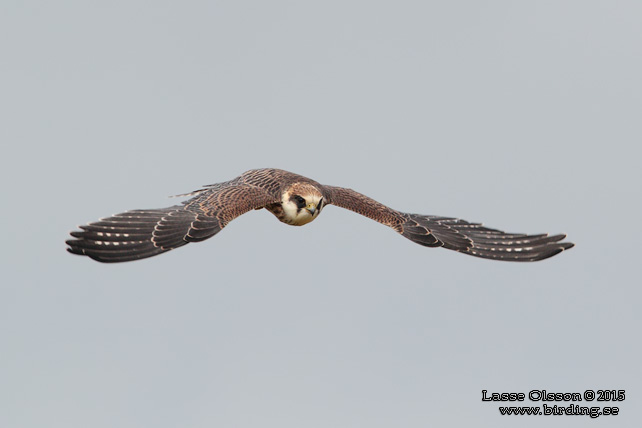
1;1;640;427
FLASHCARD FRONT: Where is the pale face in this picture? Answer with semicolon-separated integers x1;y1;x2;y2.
281;188;324;226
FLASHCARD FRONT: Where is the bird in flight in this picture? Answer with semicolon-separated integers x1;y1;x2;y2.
66;168;574;263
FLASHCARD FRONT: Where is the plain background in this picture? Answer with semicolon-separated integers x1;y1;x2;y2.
1;1;640;427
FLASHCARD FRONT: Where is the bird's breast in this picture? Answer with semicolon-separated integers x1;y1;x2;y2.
264;203;316;226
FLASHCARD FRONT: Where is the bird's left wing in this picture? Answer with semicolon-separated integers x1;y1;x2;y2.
324;186;573;262
66;183;279;263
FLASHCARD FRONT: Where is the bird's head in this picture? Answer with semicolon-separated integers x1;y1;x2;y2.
281;183;324;226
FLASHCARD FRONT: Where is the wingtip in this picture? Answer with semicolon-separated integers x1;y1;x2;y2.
561;242;575;250
66;246;85;256
530;241;574;261
554;232;574;250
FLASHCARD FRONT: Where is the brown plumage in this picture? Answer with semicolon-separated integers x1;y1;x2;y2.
66;168;574;263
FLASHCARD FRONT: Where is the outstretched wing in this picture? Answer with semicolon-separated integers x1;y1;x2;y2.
324;186;574;262
66;182;279;263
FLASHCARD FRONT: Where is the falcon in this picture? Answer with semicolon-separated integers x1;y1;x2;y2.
66;168;574;263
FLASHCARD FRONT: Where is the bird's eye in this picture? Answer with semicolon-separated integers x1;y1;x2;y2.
292;195;307;208
318;197;323;211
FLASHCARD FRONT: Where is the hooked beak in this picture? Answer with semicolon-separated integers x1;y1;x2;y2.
306;205;316;215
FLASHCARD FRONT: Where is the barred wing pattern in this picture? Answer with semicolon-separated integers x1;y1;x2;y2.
325;186;574;262
66;179;279;263
67;169;573;263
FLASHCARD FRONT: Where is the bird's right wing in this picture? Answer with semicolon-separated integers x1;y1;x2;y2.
66;183;279;263
324;186;573;262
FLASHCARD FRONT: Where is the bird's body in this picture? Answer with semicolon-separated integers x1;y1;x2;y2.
66;168;574;263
